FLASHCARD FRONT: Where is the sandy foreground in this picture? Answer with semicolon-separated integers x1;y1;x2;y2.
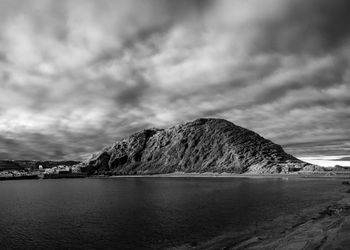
101;172;350;249
168;183;350;250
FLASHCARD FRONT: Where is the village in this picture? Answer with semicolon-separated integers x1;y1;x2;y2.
0;164;87;180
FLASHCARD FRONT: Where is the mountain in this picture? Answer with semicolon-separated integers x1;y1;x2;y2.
84;118;319;175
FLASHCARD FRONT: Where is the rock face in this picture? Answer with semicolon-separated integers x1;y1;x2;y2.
85;118;314;175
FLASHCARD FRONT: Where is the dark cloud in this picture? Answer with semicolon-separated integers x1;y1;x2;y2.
0;128;120;160
0;51;7;62
256;0;350;54
283;94;350;111
114;81;150;107
284;139;350;158
330;157;350;161
113;67;151;107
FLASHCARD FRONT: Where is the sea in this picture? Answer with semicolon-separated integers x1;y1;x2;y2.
0;177;343;249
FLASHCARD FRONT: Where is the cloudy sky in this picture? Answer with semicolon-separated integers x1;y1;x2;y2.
0;0;349;166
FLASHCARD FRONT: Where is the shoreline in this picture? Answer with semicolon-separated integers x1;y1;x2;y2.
172;186;350;250
1;171;350;181
95;172;350;179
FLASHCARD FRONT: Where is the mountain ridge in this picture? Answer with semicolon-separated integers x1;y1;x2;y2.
83;118;320;174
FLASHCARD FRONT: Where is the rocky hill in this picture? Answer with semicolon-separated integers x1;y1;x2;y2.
84;118;318;175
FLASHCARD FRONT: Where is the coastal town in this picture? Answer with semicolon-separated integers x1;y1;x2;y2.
1;162;350;180
0;164;87;180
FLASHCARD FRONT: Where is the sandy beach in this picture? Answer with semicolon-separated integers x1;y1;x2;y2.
170;183;350;250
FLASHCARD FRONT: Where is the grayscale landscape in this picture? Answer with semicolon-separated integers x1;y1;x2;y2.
0;0;350;249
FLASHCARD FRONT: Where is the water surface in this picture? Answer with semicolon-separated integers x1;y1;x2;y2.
0;177;343;249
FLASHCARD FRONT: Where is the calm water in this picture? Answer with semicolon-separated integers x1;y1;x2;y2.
0;177;343;249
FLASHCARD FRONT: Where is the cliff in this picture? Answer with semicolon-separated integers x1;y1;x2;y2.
84;118;317;175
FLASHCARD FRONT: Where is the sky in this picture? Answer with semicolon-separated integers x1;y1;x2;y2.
0;0;349;166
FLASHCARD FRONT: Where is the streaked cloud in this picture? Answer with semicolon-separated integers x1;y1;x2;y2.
0;0;349;161
298;155;350;167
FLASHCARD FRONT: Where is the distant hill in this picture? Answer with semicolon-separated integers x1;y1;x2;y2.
0;161;23;171
84;118;319;175
0;160;80;171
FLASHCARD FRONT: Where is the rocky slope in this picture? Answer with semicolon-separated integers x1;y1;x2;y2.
84;118;318;175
